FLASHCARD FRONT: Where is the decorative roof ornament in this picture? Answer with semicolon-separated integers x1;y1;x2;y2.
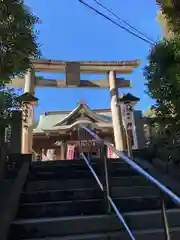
79;99;87;105
80;108;85;114
77;99;88;108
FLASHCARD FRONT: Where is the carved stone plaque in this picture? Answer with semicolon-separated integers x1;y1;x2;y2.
66;62;80;86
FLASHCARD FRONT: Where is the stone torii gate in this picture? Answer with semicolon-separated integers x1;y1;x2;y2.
10;59;140;154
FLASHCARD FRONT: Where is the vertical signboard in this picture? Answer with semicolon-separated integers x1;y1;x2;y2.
121;102;138;149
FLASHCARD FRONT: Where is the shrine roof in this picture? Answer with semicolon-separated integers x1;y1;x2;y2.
33;103;112;134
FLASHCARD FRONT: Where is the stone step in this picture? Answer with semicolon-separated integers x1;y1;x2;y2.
30;162;131;173
16;196;176;219
21;188;104;203
9;227;180;240
31;159;123;168
9;215;122;240
9;210;180;239
27;168;141;181
25;176;150;192
20;186;159;203
8;159;180;240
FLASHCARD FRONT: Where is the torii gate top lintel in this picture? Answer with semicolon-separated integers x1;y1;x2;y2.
31;59;141;73
10;59;140;89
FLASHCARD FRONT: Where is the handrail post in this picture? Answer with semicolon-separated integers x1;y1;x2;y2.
87;151;91;164
161;194;171;240
101;143;111;214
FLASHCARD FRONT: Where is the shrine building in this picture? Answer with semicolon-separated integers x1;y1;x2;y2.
33;94;146;160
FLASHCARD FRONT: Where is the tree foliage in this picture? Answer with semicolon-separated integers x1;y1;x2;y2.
0;0;40;120
145;1;180;118
144;108;156;117
144;1;180;166
144;37;180;119
157;0;180;35
0;0;40;80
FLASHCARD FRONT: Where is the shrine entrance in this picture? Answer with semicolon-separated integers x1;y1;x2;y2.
67;139;102;160
9;60;140;156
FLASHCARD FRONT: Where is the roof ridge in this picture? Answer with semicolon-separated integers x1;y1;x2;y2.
43;108;111;116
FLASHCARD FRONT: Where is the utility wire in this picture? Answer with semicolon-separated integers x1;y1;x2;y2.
79;0;155;45
92;0;156;45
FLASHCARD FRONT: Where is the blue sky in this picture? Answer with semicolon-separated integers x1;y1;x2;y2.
24;0;162;118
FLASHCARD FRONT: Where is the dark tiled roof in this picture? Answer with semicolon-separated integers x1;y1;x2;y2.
119;93;140;102
17;92;39;102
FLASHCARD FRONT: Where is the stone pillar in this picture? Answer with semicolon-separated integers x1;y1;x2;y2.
10;111;22;154
134;111;146;149
24;70;35;93
27;106;34;153
131;111;138;149
21;69;35;154
61;142;65;160
22;106;34;154
109;70;124;151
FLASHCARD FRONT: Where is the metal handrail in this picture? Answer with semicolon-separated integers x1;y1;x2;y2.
80;152;136;240
107;195;135;240
79;124;180;206
81;153;103;191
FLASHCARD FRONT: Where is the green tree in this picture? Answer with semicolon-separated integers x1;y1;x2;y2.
145;1;180;118
0;0;40;79
144;37;180;119
0;0;40;119
144;1;180;165
144;108;156;117
157;0;180;35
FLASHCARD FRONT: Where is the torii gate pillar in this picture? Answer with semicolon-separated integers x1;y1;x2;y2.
21;69;35;154
109;70;125;151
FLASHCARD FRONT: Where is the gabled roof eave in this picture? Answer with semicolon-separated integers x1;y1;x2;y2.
53;103;110;127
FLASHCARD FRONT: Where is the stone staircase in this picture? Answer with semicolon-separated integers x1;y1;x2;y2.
8;159;180;239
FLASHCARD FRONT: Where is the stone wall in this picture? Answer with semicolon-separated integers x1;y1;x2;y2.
10;111;22;154
134;110;146;149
